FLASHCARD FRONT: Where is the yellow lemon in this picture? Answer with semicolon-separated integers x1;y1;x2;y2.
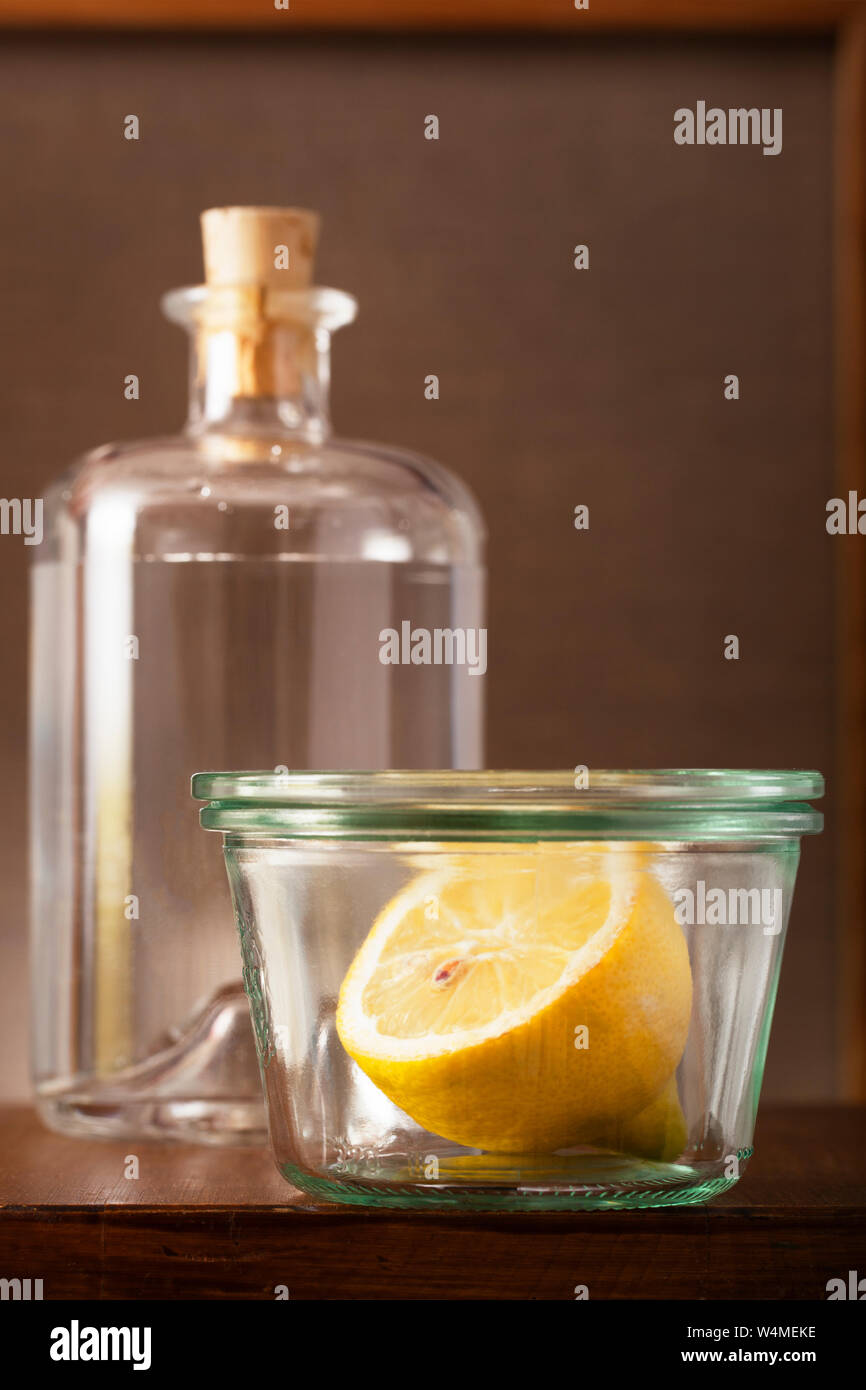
336;853;692;1153
591;1074;687;1163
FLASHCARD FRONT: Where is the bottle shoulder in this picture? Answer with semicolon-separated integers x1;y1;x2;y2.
38;433;485;566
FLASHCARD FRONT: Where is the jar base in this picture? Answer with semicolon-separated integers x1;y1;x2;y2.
278;1156;742;1212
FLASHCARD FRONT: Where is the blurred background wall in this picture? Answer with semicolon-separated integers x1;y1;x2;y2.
0;30;835;1101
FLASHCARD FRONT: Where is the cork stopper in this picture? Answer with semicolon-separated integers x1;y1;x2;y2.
193;206;323;404
200;206;319;289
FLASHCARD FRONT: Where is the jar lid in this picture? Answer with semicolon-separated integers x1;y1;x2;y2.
192;769;824;842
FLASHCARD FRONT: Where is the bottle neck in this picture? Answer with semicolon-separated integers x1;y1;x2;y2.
185;319;332;444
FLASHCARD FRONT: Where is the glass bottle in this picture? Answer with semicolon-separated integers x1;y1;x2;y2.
29;207;486;1143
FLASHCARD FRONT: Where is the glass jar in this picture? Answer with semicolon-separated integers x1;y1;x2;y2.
192;769;823;1210
29;209;485;1144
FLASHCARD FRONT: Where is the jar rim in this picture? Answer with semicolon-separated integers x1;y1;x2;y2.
192;769;824;841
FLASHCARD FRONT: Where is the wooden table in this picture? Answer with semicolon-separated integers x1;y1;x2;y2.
0;1104;863;1300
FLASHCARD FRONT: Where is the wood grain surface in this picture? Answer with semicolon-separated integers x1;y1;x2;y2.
0;1105;863;1299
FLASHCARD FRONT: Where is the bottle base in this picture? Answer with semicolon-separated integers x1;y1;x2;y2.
36;1093;268;1147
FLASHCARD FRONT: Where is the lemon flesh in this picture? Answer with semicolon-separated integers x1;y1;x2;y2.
336;854;692;1154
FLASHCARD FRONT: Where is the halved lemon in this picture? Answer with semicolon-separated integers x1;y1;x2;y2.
337;853;692;1153
591;1074;687;1163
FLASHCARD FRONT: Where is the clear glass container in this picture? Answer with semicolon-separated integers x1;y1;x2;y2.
29;227;485;1145
193;769;823;1211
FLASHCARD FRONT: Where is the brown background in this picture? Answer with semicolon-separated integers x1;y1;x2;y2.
0;31;836;1100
